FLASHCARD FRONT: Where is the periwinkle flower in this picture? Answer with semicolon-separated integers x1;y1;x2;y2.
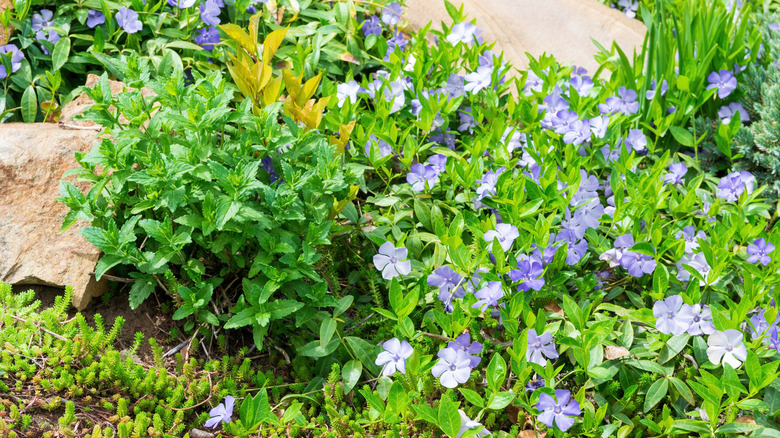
716;171;755;201
474;167;503;207
746;238;774;265
707;69;738;99
385;31;408;60
31;9;54;32
537;389;581;432
686;304;716;336
337;80;364;107
525;376;545;392
707;329;747;368
551;110;579;134
483;224;519;252
363;135;391;159
676;226;706;254
646;79;668;100
0;44;24;79
431;347;472;388
590;115;609;138
472;281;503;313
375;338;413;376
570;67;593;95
562;120;592;146
602;86;639;115
362;15;381;37
555;229;587;265
36;30;60;56
444;73;465;98
508;258;545;291
526;329;559;365
747;308;778;340
204;395;234;428
200;0;221;25
770;23;780;31
456;410;490;438
194;27;220;51
169;0;196;8
676;253;712;286
116;7;142;33
381;2;402;26
86;10;106;28
373;242;411;280
429;266;465;312
446;22;481;44
457;107;476;133
448;333;483;368
624;129;647;153
428;154;447;175
464;65;493;94
718;102;749;125
407;164;439;192
663;162;688;185
653;295;694;335
769;327;780;354
617;0;639;17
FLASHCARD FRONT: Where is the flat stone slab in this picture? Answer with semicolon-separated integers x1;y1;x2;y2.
0;123;107;310
405;0;646;76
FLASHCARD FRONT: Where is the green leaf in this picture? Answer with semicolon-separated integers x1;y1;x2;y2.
319;317;337;347
413;404;438;424
659;334;689;364
668;376;695;404
333;295;353;318
21;85;37;123
716;423;762;434
298;338;340;358
487;392;516;410
438;395;461;438
486;353;507;393
266;300;303;319
384;381;407;423
345;336;379;375
644;378;669;412
458;388;484;408
341;360;362;394
225;308;258;329
764;382;780;414
128;275;155;309
669;126;693;147
51;36;71;72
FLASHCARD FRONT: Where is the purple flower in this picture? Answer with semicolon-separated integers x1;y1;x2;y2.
676;253;712;285
707;69;738;99
676;226;706;254
430;129;456;150
337;80;364;107
590;115;609;138
362;15;381;37
523;71;543;96
200;0;221;25
195;27;220;51
611;234;656;277
747;238;774;265
537;389;581;432
502;127;525;153
0;44;24;79
31;9;54;32
457;410;490;438
747;308;779;340
525;376;545;393
366;134;393;159
36;30;60;56
446;22;481;44
457;107;476;133
653;295;695;335
204;395;234;428
448;333;483;368
407;163;439;192
716;171;755;201
385;31;408;60
428;266;465;312
508;258;545;291
601;87;639;115
624;129;647;153
663;162;688;185
464;65;493;94
86;10;106;28
169;0;196;8
686;304;716;336
646;79;668;100
428;154;447;175
555;229;587;265
483;223;519;252
381;2;402;26
444;74;465;98
116;7;142;33
472;281;503;312
707;330;747;368
770;23;780;31
570;67;593;95
375;338;413;376
431;347;472;388
718;102;749;125
373;242;411;280
526;329;559;365
617;0;638;17
769;327;780;354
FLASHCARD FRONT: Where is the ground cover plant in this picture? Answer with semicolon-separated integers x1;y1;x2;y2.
5;0;780;436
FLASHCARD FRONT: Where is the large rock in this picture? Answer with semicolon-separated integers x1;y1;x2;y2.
405;0;646;76
0;123;107;309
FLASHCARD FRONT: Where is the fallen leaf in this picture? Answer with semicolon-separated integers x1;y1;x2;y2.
604;345;629;360
736;415;756;424
544;301;563;316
